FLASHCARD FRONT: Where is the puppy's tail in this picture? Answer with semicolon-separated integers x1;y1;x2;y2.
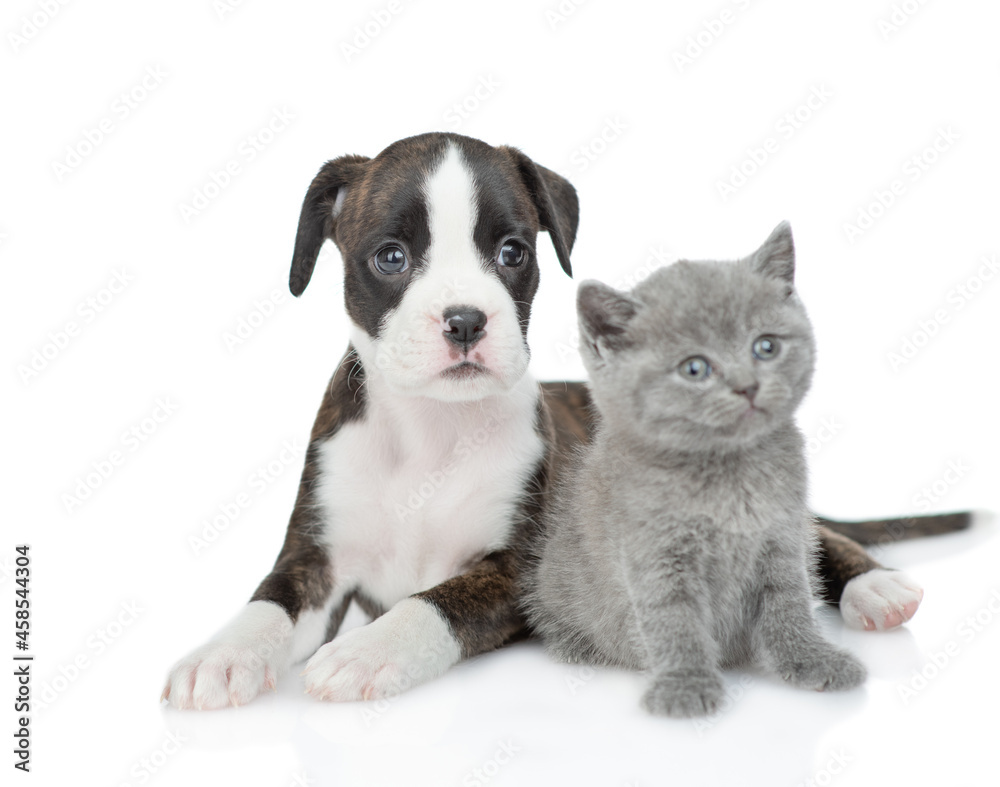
815;511;973;545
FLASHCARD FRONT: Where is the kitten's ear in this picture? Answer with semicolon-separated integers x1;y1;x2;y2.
750;221;795;284
577;280;640;351
289;154;371;297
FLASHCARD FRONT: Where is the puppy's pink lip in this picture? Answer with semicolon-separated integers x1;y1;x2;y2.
440;361;491;380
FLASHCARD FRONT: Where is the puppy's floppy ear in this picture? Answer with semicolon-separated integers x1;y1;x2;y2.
289;154;370;297
501;147;579;278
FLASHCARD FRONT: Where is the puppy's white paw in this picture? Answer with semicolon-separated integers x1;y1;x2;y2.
162;601;293;710
302;598;461;702
841;569;923;631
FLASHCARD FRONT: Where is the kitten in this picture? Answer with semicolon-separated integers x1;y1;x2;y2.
524;222;866;717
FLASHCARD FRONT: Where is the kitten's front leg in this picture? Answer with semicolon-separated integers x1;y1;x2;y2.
623;518;725;718
754;538;866;692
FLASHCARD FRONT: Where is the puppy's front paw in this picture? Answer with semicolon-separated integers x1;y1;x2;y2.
841;569;923;631
778;648;866;692
302;598;460;702
161;601;292;710
641;669;726;718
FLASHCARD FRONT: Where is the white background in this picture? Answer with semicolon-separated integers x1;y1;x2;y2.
4;0;999;785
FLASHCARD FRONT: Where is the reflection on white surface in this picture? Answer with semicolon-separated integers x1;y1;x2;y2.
27;518;997;787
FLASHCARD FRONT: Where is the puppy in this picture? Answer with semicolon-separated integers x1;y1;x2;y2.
163;132;964;709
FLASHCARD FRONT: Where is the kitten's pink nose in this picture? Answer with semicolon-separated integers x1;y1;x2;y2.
734;383;759;403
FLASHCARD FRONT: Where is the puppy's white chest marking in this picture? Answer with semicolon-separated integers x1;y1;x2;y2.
316;381;543;609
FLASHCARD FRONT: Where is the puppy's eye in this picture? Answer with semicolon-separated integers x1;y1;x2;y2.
373;246;408;275
497;242;525;267
752;336;781;361
679;356;711;380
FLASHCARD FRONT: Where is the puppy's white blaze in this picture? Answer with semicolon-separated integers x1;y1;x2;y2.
423;143;479;280
331;187;347;218
366;143;529;400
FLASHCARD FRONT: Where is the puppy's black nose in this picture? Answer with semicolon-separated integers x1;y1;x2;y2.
443;306;487;350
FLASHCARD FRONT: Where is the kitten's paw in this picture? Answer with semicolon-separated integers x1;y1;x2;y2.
778;648;866;692
162;602;292;710
641;669;726;718
302;599;460;702
841;569;923;631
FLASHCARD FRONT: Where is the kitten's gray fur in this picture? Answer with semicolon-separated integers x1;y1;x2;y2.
524;222;866;717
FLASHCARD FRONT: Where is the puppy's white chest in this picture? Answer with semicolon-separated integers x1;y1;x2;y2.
315;396;543;608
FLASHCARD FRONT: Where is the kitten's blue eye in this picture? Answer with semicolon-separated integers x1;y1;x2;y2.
679;356;711;380
373;245;408;274
752;336;781;361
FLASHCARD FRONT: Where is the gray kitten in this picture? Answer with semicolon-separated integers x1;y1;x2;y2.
525;222;866;717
